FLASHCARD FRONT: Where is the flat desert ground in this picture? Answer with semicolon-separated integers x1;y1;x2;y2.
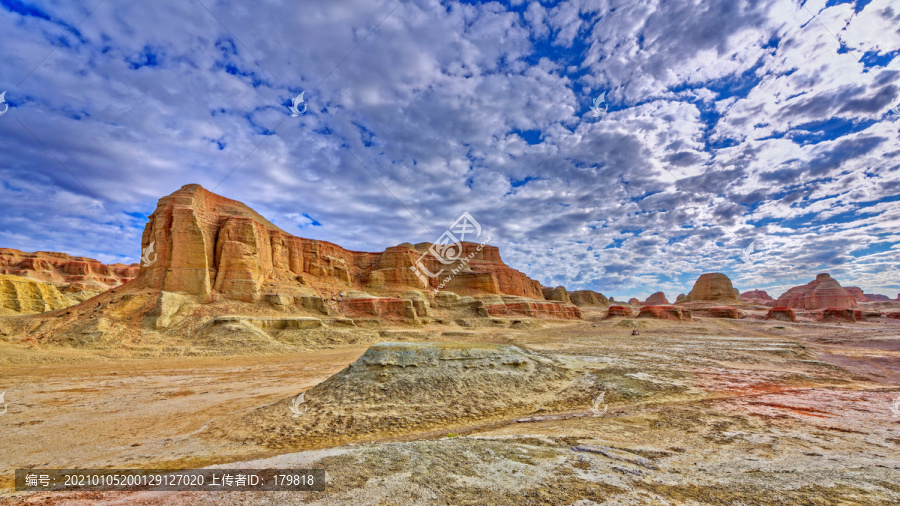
2;311;900;504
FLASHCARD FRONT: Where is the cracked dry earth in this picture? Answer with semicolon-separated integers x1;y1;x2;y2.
2;314;900;505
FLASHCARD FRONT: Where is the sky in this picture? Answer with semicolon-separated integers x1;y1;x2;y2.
1;0;899;300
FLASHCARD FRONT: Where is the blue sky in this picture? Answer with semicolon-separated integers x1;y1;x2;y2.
0;0;899;300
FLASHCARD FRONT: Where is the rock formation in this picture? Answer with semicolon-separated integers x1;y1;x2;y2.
0;248;137;299
773;273;857;310
606;306;633;318
644;292;669;305
741;290;773;303
637;305;690;320
568;290;609;307
232;342;590;446
0;274;71;315
627;298;641;306
675;294;687;303
844;287;868;303
135;184;546;303
766;307;796;322
541;286;571;304
695;307;741;319
863;293;891;301
821;308;857;323
685;273;740;303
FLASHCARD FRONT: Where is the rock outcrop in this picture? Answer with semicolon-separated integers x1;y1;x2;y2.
766;307;796;322
569;290;609;307
685;273;740;302
864;293;891;301
0;248;137;298
773;273;858;310
135;184;545;303
644;292;669;305
844;287;868;303
627;298;641;306
741;290;773;303
541;286;571;304
675;294;687;303
821;308;857;323
637;305;690;320
695;307;741;319
606;305;633;318
0;274;71;315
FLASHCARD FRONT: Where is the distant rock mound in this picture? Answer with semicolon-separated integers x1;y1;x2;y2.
627;298;641;306
864;293;891;302
686;273;740;303
644;292;669;305
569;290;609;307
675;294;687;303
774;273;857;310
541;286;571;304
741;289;773;303
844;287;868;303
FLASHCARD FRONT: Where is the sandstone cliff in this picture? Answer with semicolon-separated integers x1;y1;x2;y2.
135;184;545;303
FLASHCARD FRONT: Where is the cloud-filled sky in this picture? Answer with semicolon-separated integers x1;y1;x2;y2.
1;0;899;300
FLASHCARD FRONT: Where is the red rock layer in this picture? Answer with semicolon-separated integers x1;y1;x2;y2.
821;308;857;323
887;312;900;320
485;301;581;319
135;184;544;302
606;306;633;318
0;248;138;293
644;292;669;305
342;298;416;319
705;307;740;319
863;293;891;301
765;307;796;322
774;273;858;310
637;305;691;321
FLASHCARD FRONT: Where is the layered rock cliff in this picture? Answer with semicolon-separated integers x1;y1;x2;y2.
774;273;857;310
0;248;138;295
135;184;545;303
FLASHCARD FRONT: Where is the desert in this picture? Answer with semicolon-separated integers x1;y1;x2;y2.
2;0;900;504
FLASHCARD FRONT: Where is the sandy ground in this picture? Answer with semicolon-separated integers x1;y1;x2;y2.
2;314;899;504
